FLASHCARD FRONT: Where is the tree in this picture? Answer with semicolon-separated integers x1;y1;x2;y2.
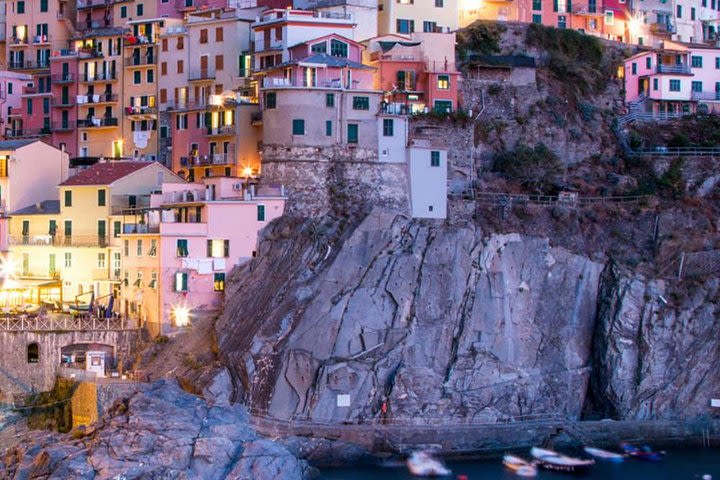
492;143;564;192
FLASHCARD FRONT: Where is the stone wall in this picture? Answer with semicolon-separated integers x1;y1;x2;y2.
262;144;409;216
0;330;147;401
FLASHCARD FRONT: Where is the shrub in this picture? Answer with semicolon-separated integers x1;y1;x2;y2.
488;83;503;96
657;157;685;198
492;143;564;192
457;20;506;58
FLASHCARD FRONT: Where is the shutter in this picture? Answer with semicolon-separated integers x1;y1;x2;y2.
182;273;188;291
567;0;571;12
553;0;558;11
397;70;405;89
223;240;229;258
207;239;212;257
409;71;416;90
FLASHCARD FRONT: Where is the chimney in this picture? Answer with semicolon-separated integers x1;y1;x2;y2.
35;202;42;212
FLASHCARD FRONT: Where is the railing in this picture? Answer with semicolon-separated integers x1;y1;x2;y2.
176;0;211;9
77;0;114;8
381;102;413;115
125;105;158;115
77;117;119;128
51;98;76;107
691;91;720;101
164;99;208;110
32;35;51;45
77;93;119;104
4;128;50;138
8;37;29;46
122;223;160;234
627;146;720;157
571;5;601;15
261;77;350;89
206;125;235;136
474;192;652;207
0;316;133;332
50;122;74;131
182;153;234;166
81;71;117;82
9;235;113;247
124;56;156;67
9;60;50;70
189;69;216;81
650;22;675;34
50;73;75;83
657;64;691;74
615;111;688;127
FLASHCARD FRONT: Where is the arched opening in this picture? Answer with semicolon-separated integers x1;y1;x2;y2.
27;343;39;364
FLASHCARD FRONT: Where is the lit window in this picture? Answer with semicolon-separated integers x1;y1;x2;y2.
437;75;450;90
214;273;225;292
207;239;229;258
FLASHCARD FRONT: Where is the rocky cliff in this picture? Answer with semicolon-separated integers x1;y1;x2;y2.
216;209;719;424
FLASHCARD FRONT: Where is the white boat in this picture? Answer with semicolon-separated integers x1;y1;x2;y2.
531;447;595;474
406;451;452;477
584;446;625;462
503;454;538;477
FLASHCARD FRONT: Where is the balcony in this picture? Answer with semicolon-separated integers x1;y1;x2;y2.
77;0;115;9
691;91;720;101
32;35;51;46
122;223;160;234
181;154;234;166
51;73;75;84
571;5;602;15
124;56;156;67
176;0;212;11
77;117;119;128
77;47;104;59
657;64;691;74
9;235;112;247
205;125;235;137
123;35;157;48
51;98;76;107
261;77;356;89
650;22;676;35
78;93;119;104
165;99;208;111
51;122;74;132
189;69;216;81
5;128;51;138
81;72;117;83
8;37;29;48
9;60;50;71
124;105;158;116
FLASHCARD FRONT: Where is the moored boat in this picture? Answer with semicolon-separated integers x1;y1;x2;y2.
503;454;538;477
406;450;452;477
583;446;625;462
620;443;663;462
530;447;595;474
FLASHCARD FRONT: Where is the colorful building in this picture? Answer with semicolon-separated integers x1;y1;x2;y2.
377;0;459;35
623;40;720;114
120;176;285;336
0;71;32;137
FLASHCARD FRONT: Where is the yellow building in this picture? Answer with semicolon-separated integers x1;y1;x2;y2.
377;0;459;36
6;160;184;308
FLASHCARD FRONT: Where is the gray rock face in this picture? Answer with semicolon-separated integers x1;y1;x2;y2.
590;265;720;420
1;380;313;479
218;210;603;422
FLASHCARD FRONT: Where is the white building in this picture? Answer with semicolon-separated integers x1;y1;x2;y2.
407;142;447;219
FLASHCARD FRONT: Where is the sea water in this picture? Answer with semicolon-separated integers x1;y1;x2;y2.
319;448;720;480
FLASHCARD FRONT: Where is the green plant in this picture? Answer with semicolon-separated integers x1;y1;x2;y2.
488;83;503;96
457;21;507;58
492;143;564;192
657;157;685;198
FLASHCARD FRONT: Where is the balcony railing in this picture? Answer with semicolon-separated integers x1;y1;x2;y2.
650;22;676;34
51;98;76;107
5;128;51;138
124;56;156;67
9;235;112;247
691;91;720;101
81;71;117;82
122;223;160;234
181;153;234;166
9;60;50;70
78;93;119;104
77;117;119;128
176;0;211;10
125;105;158;115
77;0;116;9
8;37;29;47
206;125;235;136
189;69;216;81
261;77;354;89
0;316;134;332
32;35;51;45
657;64;691;74
51;73;75;83
164;99;209;110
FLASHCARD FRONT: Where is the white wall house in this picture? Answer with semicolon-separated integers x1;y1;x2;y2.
407;144;447;219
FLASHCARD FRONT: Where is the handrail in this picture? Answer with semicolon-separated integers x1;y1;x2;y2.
0;316;134;332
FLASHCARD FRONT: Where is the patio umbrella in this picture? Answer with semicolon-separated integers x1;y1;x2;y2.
88;292;95;314
105;295;114;318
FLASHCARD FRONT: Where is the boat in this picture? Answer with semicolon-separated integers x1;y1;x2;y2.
583;446;625;462
503;454;538;477
620;443;663;462
406;451;452;477
530;447;595;474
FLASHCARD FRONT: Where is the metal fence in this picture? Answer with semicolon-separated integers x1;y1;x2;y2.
474;192;651;208
677;249;720;279
0;316;134;332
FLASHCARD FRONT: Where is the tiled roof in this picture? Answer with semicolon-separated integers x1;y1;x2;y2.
11;200;60;216
0;139;41;151
59;161;153;187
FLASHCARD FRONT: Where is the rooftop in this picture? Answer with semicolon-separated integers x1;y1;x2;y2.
11;200;61;216
0;139;43;151
59;161;155;187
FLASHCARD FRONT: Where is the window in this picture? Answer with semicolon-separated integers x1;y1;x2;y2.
716;57;720;69
348;123;359;144
676;5;682;17
311;42;327;54
175;272;188;292
257;204;266;221
215;55;224;71
605;10;614;25
200;29;208;44
691;7;696;20
423;21;437;32
120;5;127;17
214;273;225;292
353;96;370;110
396;19;415;34
26;99;32;115
216;27;224;42
631;63;637;75
162;38;168;52
558;15;567;29
434;100;452;113
7;83;12;95
692;81;703;92
177;37;184;49
135;271;143;287
147;69;154;83
691;56;703;68
134;71;141;84
653;78;659;90
646;57;651;69
49;253;55;275
150;271;157;289
383;118;394;136
532;14;542;23
330;39;348;58
149;239;157;256
669;79;681;91
292;119;305;135
124;239;129;256
98;189;106;206
207;239;229;258
161;62;167;75
114;221;121;237
136;239;143;256
326;120;332;136
98;252;106;268
17;1;25;14
533;0;541;9
326;93;334;107
27;343;38;364
265;92;276;109
177;60;184;74
40;0;48;12
136;3;144;15
437;75;450;89
64;190;72;207
64;252;72;268
177;239;189;257
431;151;441;167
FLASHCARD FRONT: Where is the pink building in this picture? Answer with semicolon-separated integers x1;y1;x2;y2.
364;32;461;114
258;33;382;149
120;176;285;336
0;71;32;138
624;41;720;114
49;51;79;156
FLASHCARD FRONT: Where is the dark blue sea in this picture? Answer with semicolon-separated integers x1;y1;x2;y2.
319;448;720;480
